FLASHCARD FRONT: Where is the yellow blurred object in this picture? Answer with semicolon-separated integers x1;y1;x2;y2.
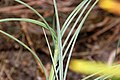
69;59;120;77
99;0;120;15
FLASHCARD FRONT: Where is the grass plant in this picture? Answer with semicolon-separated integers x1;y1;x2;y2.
2;0;120;80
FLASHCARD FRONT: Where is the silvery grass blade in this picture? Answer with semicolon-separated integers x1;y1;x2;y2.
61;0;88;37
55;0;89;76
94;71;118;80
15;0;56;41
81;71;104;80
14;3;58;71
101;67;120;80
94;75;106;80
108;36;120;66
62;0;91;51
15;1;58;78
98;76;110;80
63;1;99;80
49;42;59;80
48;15;58;80
81;64;120;80
0;30;48;80
42;28;58;80
53;0;63;80
63;0;92;59
0;18;56;45
0;18;55;36
0;18;58;80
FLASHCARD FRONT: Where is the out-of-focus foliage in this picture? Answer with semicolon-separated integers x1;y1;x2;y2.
69;59;120;78
99;0;120;15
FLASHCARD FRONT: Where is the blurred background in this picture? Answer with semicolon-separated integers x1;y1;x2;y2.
0;0;120;80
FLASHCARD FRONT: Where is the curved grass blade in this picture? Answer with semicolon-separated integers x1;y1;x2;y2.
61;0;88;37
15;0;48;26
15;1;59;79
0;17;57;79
0;30;48;80
62;0;91;50
94;75;106;80
0;18;56;38
15;0;56;41
82;64;120;80
0;18;46;29
63;0;92;59
63;0;98;59
42;28;58;80
63;1;99;80
94;71;118;80
81;73;99;80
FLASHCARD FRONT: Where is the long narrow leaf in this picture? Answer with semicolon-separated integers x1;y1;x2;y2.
15;0;56;41
94;75;106;80
61;0;88;37
15;0;49;26
42;28;58;80
63;1;98;80
62;0;91;50
0;18;56;38
63;0;98;60
63;0;92;59
53;0;63;80
0;30;48;80
0;18;46;30
49;42;59;80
